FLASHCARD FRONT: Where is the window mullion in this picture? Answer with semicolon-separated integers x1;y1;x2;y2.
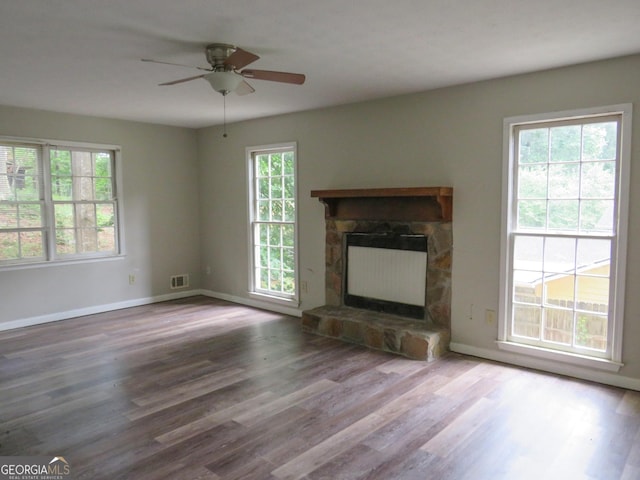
41;144;56;261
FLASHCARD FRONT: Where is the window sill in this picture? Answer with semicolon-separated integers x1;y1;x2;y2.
0;254;125;272
249;291;300;308
496;341;623;373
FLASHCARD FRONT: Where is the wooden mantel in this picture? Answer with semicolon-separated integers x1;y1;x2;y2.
311;187;452;222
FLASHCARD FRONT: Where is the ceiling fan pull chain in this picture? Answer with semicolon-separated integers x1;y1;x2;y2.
223;93;228;138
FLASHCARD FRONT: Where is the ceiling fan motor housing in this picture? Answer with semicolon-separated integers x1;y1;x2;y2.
205;43;236;70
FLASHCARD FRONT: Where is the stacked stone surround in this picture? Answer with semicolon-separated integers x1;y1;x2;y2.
303;188;453;361
323;219;452;329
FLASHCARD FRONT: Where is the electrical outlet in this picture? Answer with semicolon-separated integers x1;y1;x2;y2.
205;265;211;275
300;281;308;293
485;309;496;325
129;274;135;285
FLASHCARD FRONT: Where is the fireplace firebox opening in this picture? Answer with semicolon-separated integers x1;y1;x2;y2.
344;233;428;319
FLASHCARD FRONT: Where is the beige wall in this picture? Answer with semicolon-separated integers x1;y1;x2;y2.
0;106;201;324
197;54;640;383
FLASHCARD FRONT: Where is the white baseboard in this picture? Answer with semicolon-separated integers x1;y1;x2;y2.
450;342;640;392
201;290;303;318
0;289;202;332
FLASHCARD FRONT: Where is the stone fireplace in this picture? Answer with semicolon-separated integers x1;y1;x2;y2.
302;187;452;361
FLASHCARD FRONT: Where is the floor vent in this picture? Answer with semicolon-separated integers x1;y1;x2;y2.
170;274;189;289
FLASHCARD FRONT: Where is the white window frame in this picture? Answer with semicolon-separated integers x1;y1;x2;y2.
498;105;631;372
0;136;124;269
246;142;299;305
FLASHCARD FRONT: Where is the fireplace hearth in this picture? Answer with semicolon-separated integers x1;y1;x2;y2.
302;187;452;361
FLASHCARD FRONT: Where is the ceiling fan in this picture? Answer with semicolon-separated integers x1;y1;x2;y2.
142;43;306;96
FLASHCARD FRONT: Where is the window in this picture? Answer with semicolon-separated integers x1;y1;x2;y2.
499;105;631;370
0;138;121;266
247;143;298;302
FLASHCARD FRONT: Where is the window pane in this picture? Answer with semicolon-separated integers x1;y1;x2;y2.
77;228;98;253
282;224;294;247
581;161;615;198
18;204;43;228
544;237;575;274
576;313;607;350
94;153;112;177
543;308;573;345
258;178;269;199
517;199;546;229
576;238;610;271
271;200;283;221
270;177;283;199
258;223;268;245
55;204;74;228
283;152;294;175
576;275;609;308
582;122;617;161
56;229;76;254
96;204;115;228
269;269;282;291
513;304;541;339
514;235;542;270
14;147;38;169
284;200;295;222
15;175;40;201
283;271;295;294
269;225;281;246
548;163;579;198
270;154;282;176
518;164;548;199
283;247;295;271
52;176;72;200
550;125;581;162
0;204;18;228
258;200;270;221
519;128;548;164
95;178;112;200
20;231;44;258
260;268;269;290
0;175;14;201
513;270;540;303
259;246;269;268
269;247;282;269
78;152;93;176
0;232;19;260
544;273;575;306
284;175;295;199
257;155;269;176
580;199;613;233
51;150;71;174
78;177;95;200
97;227;115;252
548;200;579;230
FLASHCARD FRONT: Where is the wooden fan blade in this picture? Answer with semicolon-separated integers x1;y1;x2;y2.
240;69;305;85
142;58;212;72
235;80;255;96
159;74;205;86
224;48;260;70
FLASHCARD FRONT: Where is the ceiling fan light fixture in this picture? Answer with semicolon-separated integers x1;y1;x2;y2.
204;71;242;95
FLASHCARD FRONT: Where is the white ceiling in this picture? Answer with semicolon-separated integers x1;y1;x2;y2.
1;0;639;129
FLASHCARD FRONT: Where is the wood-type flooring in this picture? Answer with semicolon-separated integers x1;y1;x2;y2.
1;296;639;479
